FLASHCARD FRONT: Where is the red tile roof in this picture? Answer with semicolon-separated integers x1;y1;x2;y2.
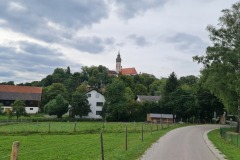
0;85;42;93
120;68;137;75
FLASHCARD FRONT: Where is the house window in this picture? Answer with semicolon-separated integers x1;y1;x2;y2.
95;93;99;98
96;111;102;115
30;108;33;110
87;94;91;97
96;102;103;106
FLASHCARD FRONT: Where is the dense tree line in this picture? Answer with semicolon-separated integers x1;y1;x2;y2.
1;65;225;121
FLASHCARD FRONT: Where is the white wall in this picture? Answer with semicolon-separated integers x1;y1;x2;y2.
83;90;105;119
25;107;39;114
2;106;39;114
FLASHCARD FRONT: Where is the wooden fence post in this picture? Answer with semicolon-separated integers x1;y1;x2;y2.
151;123;152;135
125;126;128;151
37;120;39;133
48;122;50;134
237;135;238;147
100;132;104;160
161;118;163;129
74;122;77;132
10;141;20;160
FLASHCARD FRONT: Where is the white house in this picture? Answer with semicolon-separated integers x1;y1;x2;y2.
83;90;105;119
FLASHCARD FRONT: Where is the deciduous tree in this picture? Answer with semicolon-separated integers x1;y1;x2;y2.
71;91;91;118
103;79;128;121
44;94;68;118
193;2;240;114
12;100;26;119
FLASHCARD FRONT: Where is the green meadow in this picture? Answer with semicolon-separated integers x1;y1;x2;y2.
0;122;181;160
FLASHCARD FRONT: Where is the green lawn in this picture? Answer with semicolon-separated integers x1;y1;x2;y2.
0;123;182;160
208;129;240;160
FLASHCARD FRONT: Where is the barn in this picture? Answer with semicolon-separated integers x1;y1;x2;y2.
0;85;42;114
147;113;174;124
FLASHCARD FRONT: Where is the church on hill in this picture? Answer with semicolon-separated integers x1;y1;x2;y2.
109;51;137;76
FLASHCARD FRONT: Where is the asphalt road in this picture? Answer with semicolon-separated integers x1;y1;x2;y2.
140;125;223;160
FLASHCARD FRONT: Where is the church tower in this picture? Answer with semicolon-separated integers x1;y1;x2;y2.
116;51;122;73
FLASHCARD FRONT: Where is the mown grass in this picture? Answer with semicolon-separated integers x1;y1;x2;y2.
208;129;240;160
0;123;183;160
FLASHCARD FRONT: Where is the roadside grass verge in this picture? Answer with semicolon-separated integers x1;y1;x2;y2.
208;129;240;160
0;124;183;160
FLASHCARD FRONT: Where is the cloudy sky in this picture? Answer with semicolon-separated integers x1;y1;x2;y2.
0;0;238;83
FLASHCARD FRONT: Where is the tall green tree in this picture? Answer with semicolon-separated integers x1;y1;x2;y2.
44;94;68;118
195;87;224;123
103;79;128;121
41;83;68;110
134;84;148;95
179;75;198;86
12;100;26;119
193;2;240;114
161;72;179;114
169;88;195;120
71;91;90;118
164;72;179;94
149;79;166;96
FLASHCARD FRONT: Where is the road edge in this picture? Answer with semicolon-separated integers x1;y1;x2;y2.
203;129;226;160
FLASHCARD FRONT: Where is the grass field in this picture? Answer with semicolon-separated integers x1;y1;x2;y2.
0;122;182;160
0;122;166;134
208;129;240;160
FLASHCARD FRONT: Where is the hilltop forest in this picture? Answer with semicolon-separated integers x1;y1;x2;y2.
0;65;224;122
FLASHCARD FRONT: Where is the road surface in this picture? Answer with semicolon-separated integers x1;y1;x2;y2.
140;125;223;160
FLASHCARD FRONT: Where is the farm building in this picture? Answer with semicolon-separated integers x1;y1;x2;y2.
0;85;42;114
147;113;174;123
83;90;105;119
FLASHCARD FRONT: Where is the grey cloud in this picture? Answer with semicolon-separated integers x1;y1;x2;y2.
69;36;115;54
0;42;78;78
114;0;167;19
0;0;109;45
127;34;149;46
165;33;208;54
0;71;15;77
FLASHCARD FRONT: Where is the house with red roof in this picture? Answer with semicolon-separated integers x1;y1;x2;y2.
0;85;42;114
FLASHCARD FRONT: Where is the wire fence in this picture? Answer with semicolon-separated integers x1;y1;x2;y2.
0;122;179;160
220;127;240;147
0;121;172;135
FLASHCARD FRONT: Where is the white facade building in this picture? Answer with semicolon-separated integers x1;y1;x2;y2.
83;90;105;119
